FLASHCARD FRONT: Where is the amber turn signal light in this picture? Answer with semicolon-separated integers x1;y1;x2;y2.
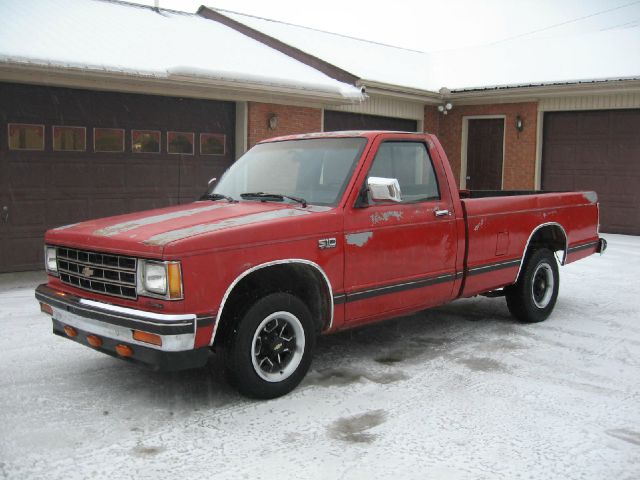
132;330;162;346
40;302;53;315
115;344;134;357
167;262;183;299
87;335;103;348
63;325;78;338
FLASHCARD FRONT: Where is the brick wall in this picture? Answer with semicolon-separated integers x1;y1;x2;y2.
425;102;538;189
247;102;322;148
423;106;440;134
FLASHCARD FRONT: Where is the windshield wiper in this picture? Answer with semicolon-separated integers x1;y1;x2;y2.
240;192;307;208
200;192;236;203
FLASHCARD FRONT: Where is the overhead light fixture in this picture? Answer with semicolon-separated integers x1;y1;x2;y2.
268;114;279;130
438;102;453;115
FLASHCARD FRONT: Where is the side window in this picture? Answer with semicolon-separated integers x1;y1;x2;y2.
368;142;440;202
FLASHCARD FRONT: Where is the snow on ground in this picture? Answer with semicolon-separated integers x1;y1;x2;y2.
0;234;638;480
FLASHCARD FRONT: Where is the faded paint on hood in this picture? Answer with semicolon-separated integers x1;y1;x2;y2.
93;204;230;237
46;201;330;254
144;208;311;246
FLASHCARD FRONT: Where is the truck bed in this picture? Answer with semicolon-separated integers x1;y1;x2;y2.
458;190;601;298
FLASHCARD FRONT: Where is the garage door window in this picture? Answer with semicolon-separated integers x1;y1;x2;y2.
368;142;440;202
168;131;194;155
201;133;225;155
94;128;124;153
132;130;160;153
8;123;44;150
53;126;86;152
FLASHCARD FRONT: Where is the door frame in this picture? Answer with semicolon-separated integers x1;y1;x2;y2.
460;115;506;190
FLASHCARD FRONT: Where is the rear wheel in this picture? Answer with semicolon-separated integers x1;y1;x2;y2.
225;292;316;399
506;248;559;323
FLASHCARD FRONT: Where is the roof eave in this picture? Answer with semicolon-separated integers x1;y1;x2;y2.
449;78;640;104
0;61;362;107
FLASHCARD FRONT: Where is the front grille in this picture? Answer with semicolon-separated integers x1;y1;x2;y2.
56;247;137;300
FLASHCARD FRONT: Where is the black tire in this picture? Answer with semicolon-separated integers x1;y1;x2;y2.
505;248;559;323
224;292;316;399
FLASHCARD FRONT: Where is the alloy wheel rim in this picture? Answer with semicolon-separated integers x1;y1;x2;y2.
251;311;305;382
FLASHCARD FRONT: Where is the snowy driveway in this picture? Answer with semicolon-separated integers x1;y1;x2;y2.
1;234;638;479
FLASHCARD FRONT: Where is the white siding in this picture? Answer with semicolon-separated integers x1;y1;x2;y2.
540;93;640;111
328;94;424;121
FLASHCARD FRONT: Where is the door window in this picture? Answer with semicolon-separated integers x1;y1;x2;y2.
368;142;440;202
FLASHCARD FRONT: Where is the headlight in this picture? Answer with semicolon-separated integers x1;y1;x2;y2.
143;262;167;294
137;260;183;300
45;246;58;274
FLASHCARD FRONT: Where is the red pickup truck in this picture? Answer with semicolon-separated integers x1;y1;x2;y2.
36;131;606;398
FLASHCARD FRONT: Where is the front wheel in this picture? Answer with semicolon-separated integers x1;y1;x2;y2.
225;292;316;399
505;248;559;323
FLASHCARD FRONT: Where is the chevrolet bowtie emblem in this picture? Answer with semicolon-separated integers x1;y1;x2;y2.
82;266;94;277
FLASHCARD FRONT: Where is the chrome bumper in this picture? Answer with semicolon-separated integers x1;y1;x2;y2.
35;285;213;371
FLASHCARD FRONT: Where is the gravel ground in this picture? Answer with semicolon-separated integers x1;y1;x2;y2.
0;233;638;480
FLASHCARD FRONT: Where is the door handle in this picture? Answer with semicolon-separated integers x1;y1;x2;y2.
1;206;8;224
434;209;450;217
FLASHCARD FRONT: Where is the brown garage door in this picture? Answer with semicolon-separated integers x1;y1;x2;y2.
324;110;418;132
0;82;235;272
542;109;640;235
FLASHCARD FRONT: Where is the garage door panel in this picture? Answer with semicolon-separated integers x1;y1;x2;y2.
46;199;88;227
544;113;579;141
543;173;575;191
1;236;45;270
131;197;172;212
53;160;90;188
611;144;640;172
573;174;609;194
8;161;49;188
581;111;611;138
604;206;640;235
127;163;174;188
611;110;640;136
542;109;640;235
90;198;129;220
543;145;576;174
575;143;607;171
94;163;127;188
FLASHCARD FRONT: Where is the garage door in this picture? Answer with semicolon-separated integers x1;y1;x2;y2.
542;109;640;235
0;82;235;272
324;110;418;132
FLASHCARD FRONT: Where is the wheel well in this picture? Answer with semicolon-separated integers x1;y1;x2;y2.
525;224;568;265
214;263;331;347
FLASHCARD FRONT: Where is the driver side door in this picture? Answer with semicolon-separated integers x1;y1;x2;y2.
342;139;458;324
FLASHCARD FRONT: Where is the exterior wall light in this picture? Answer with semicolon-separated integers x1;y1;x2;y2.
268;114;279;130
515;115;524;132
438;103;453;115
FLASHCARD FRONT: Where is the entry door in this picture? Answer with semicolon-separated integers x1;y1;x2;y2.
343;141;458;324
466;118;504;190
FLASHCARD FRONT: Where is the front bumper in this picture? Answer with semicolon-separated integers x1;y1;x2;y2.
35;284;211;371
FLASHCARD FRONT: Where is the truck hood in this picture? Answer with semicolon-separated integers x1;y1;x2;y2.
46;201;331;257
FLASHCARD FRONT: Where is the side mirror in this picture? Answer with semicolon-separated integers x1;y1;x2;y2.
368;177;402;203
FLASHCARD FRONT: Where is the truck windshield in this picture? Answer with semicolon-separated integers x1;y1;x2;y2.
211;137;367;206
